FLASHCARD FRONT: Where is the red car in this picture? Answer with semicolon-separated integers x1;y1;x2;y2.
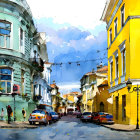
92;112;114;124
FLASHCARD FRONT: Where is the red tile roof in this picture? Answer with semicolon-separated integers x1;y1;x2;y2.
97;66;108;73
50;84;58;89
44;62;53;64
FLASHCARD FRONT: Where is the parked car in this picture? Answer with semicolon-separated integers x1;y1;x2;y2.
50;112;59;122
73;111;81;116
81;112;92;122
75;111;82;118
92;112;114;124
28;110;52;125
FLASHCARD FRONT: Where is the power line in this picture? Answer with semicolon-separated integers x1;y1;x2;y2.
52;48;108;66
52;57;108;66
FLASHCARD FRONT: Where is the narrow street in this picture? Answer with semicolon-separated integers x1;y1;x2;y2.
0;115;140;140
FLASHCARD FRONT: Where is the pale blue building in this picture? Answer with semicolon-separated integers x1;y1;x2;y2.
0;0;52;121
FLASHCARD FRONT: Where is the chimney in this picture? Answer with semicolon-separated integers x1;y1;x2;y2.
97;62;103;70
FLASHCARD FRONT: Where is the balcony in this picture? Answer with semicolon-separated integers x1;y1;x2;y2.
30;58;44;72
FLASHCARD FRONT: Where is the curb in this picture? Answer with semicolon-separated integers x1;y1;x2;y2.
100;124;138;132
0;125;38;129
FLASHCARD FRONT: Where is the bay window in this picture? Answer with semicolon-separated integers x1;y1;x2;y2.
110;61;113;82
0;20;11;48
109;28;112;45
0;68;12;93
121;4;125;27
20;28;25;54
116;56;119;78
114;18;118;37
122;49;126;75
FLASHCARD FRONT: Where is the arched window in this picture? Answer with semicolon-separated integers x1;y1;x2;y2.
0;20;11;48
100;102;104;112
0;68;12;93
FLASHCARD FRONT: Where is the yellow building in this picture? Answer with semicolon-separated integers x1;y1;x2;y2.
63;92;79;113
50;83;60;112
101;0;140;125
80;71;96;112
80;66;111;113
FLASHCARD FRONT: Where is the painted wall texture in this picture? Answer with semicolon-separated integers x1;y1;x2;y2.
102;0;140;125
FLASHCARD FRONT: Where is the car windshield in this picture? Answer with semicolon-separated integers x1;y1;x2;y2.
50;112;56;115
83;112;91;115
32;110;45;114
99;112;104;115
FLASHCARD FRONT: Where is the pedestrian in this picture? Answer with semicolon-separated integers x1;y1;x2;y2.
22;108;26;122
7;105;12;124
1;108;4;120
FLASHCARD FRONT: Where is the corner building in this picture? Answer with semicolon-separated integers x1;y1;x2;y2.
101;0;140;125
0;0;51;121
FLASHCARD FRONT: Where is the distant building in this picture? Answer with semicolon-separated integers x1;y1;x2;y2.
63;92;79;113
80;65;112;113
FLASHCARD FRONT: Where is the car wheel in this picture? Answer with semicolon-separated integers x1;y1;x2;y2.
47;120;50;125
97;120;100;125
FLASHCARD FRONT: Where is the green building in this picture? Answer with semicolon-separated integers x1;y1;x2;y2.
0;0;50;121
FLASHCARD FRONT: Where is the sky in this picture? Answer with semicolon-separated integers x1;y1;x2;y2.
26;0;107;94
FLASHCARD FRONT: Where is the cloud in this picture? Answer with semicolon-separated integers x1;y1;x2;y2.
26;0;106;30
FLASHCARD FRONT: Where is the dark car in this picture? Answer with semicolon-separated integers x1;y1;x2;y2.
81;112;92;122
50;112;59;122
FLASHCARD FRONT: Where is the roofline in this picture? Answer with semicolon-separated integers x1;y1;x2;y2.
101;0;110;21
101;0;116;22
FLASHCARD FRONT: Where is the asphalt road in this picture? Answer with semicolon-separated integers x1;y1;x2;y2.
0;115;140;140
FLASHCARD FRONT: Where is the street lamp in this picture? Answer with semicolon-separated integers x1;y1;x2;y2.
126;78;139;129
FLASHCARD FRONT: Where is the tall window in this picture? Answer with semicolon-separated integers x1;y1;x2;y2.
122;95;126;121
109;28;112;44
121;4;125;27
116;56;119;78
110;61;113;82
20;28;24;54
114;18;118;37
21;70;25;94
116;96;119;120
0;68;12;93
33;84;41;96
0;20;11;48
122;49;126;75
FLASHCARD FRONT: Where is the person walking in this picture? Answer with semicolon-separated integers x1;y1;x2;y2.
22;108;26;122
1;108;4;120
7;105;12;124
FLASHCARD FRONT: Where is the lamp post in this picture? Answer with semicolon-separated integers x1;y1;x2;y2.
126;78;139;129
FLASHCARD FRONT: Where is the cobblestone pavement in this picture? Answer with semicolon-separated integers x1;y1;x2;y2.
0;115;140;140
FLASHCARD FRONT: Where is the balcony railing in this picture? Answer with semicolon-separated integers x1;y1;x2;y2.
30;58;44;72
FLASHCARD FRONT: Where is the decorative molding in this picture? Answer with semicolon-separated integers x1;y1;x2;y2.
109;56;113;63
120;73;126;83
107;0;123;30
131;79;140;85
109;82;126;93
118;40;126;52
113;50;118;57
114;78;119;86
108;16;140;50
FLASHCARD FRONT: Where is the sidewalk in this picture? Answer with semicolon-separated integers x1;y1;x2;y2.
0;121;38;129
101;124;140;131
